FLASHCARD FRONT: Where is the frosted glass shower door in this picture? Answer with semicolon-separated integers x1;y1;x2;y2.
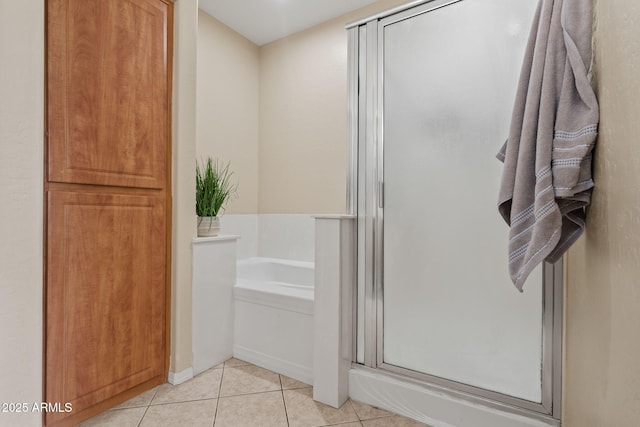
381;0;543;402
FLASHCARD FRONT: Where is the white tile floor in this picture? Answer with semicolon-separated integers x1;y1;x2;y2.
78;358;430;427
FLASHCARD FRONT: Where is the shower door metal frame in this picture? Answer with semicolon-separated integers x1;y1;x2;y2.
347;0;563;420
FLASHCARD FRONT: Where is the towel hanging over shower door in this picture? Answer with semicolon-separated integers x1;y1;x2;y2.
497;0;599;291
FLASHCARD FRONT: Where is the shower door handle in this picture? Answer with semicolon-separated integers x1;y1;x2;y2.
378;181;384;208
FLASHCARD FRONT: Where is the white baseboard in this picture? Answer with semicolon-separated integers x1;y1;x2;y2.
233;345;313;386
168;367;194;385
349;367;559;427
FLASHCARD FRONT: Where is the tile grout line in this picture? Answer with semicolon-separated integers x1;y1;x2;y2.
147;384;290;407
211;362;226;427
218;386;295;399
135;403;151;427
347;400;365;427
136;385;160;427
145;396;221;407
347;399;359;422
279;375;291;427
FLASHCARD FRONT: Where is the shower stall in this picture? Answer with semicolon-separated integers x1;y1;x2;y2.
346;0;562;425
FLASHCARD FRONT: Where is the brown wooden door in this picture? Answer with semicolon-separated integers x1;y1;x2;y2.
47;0;169;188
45;1;172;425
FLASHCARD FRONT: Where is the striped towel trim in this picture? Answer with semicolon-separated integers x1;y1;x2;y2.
554;124;598;140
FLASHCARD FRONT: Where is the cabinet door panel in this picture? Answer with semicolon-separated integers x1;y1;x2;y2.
46;189;166;425
47;0;168;189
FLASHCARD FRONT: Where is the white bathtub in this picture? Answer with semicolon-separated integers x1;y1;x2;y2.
233;257;315;385
235;257;314;310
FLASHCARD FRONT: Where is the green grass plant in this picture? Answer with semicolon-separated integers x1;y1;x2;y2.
195;157;237;217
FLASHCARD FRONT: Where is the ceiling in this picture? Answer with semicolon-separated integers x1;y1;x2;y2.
198;0;381;46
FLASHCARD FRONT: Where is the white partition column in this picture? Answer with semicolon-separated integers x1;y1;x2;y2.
192;235;239;376
313;216;356;408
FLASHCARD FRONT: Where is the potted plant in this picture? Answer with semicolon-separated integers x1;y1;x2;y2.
196;157;237;237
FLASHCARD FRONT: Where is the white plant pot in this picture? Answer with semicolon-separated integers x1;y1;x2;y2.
197;216;220;237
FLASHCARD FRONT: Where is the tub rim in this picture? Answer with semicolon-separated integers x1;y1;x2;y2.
237;256;315;270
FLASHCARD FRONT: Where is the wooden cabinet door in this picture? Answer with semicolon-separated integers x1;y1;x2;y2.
47;0;170;189
45;190;166;426
45;0;172;425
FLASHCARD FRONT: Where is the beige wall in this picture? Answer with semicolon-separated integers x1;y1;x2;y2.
197;11;259;214
258;0;407;214
258;20;348;213
171;0;198;375
0;1;44;425
563;1;640;426
195;0;407;214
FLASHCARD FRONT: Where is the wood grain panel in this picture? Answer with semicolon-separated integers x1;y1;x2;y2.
47;0;169;189
45;189;166;425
